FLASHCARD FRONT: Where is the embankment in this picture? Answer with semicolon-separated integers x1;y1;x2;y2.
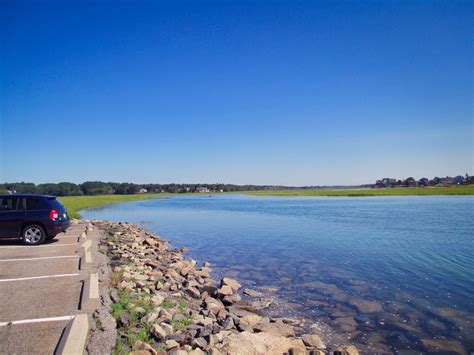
89;220;359;355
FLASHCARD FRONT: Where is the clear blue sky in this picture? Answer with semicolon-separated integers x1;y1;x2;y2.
1;1;472;185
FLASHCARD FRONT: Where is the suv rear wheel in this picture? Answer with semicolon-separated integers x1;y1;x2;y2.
22;225;46;245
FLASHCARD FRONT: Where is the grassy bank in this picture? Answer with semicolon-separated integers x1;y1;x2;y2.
59;194;164;219
248;185;474;197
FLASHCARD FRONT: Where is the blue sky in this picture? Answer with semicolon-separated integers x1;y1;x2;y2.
1;1;472;185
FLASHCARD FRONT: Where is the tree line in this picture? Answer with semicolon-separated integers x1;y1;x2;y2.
0;181;285;196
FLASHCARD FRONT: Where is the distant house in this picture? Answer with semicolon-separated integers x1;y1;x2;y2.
418;178;429;186
376;178;397;187
196;187;209;193
138;188;148;193
404;177;417;187
432;176;455;185
454;175;464;184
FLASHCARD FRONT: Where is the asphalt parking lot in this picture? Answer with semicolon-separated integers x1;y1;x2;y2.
0;222;87;354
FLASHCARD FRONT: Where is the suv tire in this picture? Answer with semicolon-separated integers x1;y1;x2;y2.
22;225;46;245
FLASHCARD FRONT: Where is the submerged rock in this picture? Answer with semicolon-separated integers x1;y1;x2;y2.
348;298;383;313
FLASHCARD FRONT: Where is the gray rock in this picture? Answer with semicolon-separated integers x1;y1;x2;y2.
150;323;167;340
185;287;201;299
192;337;208;348
223;317;235;330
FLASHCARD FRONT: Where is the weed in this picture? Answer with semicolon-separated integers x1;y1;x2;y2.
161;299;175;309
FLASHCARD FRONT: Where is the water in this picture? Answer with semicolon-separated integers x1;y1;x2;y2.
82;195;474;353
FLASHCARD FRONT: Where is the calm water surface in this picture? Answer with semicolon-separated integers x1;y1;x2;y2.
83;195;474;353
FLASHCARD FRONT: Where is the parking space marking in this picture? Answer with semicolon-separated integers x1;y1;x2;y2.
0;255;79;262
0;273;79;282
0;315;75;327
0;244;78;249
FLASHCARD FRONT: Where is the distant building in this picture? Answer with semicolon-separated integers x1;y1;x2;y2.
196;187;209;193
454;175;464;184
418;178;429;186
138;188;148;193
376;178;397;187
404;177;417;187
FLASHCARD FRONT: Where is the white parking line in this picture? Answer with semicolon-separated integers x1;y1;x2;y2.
0;255;79;262
0;244;77;249
0;315;75;327
0;273;79;282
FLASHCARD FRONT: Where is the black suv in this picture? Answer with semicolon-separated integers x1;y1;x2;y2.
0;194;70;245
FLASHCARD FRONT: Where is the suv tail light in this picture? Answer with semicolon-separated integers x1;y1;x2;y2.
49;209;59;221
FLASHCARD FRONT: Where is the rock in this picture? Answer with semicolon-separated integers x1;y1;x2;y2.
223;294;241;305
227;305;260;318
192;337;208;348
223;317;235;330
160;309;173;321
189;349;206;355
197;317;214;326
238;322;254;332
205;298;224;315
202;285;218;296
119;311;130;327
161;322;174;335
169;350;188;355
168;331;187;344
165;339;179;349
150;324;167;340
240;314;262;327
130;351;151;355
220;331;306;355
243;289;262;297
302;334;326;349
152;294;165;306
333;316;358;332
335;345;359;355
348;298;383;313
185;287;201;299
141;309;160;325
110;289;120;303
221;277;241;291
421;339;466;355
217;285;233;297
133;341;158;355
254;320;294;337
198;324;213;337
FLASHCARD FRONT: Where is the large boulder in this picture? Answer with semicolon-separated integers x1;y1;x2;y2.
253;320;295;337
221;277;241;291
219;331;306;355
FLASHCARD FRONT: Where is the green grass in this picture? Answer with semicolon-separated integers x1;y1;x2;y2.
58;193;166;219
248;185;474;197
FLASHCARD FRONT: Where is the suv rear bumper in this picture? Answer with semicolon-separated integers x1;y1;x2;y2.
47;219;70;236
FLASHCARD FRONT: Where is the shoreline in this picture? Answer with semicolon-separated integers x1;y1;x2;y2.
59;186;474;218
89;219;361;355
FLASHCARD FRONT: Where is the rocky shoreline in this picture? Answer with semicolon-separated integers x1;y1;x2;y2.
90;220;359;355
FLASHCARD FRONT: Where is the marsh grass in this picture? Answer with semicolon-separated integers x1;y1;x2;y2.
249;185;474;197
58;194;165;219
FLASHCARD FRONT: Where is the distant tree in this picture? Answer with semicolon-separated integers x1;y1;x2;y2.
81;181;114;195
